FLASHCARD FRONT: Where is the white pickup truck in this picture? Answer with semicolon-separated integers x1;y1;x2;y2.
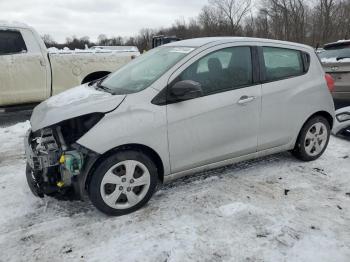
0;23;139;107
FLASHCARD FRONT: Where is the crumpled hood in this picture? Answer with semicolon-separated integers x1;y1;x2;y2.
30;84;125;132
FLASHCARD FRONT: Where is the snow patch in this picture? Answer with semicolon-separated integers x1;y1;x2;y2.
336;39;350;43
321;57;350;63
286;233;350;262
0;122;349;261
0;121;30;153
48;47;140;56
218;202;260;216
45;85;110;107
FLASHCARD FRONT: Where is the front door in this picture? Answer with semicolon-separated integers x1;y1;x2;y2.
166;45;261;173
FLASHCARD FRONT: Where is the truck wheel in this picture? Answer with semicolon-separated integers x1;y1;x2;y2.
26;164;44;198
88;150;158;216
292;116;330;161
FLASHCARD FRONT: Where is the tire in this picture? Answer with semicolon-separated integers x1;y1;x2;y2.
25;164;44;198
88;150;158;216
292;116;331;161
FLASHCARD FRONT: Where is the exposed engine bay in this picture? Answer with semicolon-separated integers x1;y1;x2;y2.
24;113;103;199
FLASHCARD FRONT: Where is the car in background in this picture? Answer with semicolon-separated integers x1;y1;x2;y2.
152;35;181;48
319;40;350;109
0;22;137;107
333;106;350;137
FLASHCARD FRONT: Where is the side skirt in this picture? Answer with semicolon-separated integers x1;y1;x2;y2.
163;144;290;183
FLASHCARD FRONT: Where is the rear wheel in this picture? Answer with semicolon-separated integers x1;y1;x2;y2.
88;150;158;216
292;116;330;161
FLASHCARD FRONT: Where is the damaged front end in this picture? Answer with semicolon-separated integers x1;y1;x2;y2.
24;113;103;199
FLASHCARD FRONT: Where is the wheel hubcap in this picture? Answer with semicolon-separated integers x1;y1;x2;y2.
304;122;328;156
100;160;151;209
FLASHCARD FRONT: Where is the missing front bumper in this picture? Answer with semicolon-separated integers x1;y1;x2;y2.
24;128;100;199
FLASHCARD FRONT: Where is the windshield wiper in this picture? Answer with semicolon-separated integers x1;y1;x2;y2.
91;76;116;95
336;56;350;61
96;82;116;95
88;75;107;86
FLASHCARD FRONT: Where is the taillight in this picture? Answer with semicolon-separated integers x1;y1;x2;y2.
325;73;335;92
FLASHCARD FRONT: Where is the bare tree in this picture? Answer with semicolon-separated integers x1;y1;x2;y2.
41;34;56;47
209;0;252;34
97;34;108;45
199;5;227;36
314;0;340;43
262;0;308;42
255;8;270;38
336;0;350;40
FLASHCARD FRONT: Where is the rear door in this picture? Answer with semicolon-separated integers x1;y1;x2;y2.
258;46;310;151
0;29;48;106
166;44;261;173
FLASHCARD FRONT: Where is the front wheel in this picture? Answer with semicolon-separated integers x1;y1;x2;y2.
292;116;331;161
88;150;158;216
26;164;44;198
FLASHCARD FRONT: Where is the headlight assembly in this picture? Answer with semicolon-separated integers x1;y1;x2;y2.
59;113;104;144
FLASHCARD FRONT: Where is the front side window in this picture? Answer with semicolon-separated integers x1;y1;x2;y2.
101;46;194;95
176;46;253;96
262;47;304;81
0;30;27;55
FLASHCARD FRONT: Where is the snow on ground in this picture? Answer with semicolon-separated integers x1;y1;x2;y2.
0;122;349;262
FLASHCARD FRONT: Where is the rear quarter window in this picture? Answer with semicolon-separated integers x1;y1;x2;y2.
262;47;305;82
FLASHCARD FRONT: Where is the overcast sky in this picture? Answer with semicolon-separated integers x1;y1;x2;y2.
0;0;205;43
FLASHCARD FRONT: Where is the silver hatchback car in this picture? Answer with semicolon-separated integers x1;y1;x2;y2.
25;37;335;216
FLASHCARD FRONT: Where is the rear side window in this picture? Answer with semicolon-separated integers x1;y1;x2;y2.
262;47;304;82
318;46;350;62
0;30;27;55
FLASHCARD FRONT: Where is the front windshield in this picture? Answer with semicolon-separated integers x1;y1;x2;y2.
101;46;194;94
318;47;350;62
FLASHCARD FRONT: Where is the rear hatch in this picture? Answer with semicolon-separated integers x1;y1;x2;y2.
322;62;350;93
319;41;350;94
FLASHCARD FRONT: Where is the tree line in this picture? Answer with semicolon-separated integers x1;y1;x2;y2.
43;0;350;51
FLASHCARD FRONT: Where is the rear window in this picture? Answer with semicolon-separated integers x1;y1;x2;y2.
318;46;350;63
263;47;304;82
0;30;27;55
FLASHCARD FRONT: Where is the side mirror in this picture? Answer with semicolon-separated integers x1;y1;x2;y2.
170;80;203;102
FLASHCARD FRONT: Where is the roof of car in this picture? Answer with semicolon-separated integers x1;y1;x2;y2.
0;21;31;30
165;37;312;50
324;40;350;49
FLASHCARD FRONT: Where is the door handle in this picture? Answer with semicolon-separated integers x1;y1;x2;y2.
237;95;256;105
39;59;46;67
